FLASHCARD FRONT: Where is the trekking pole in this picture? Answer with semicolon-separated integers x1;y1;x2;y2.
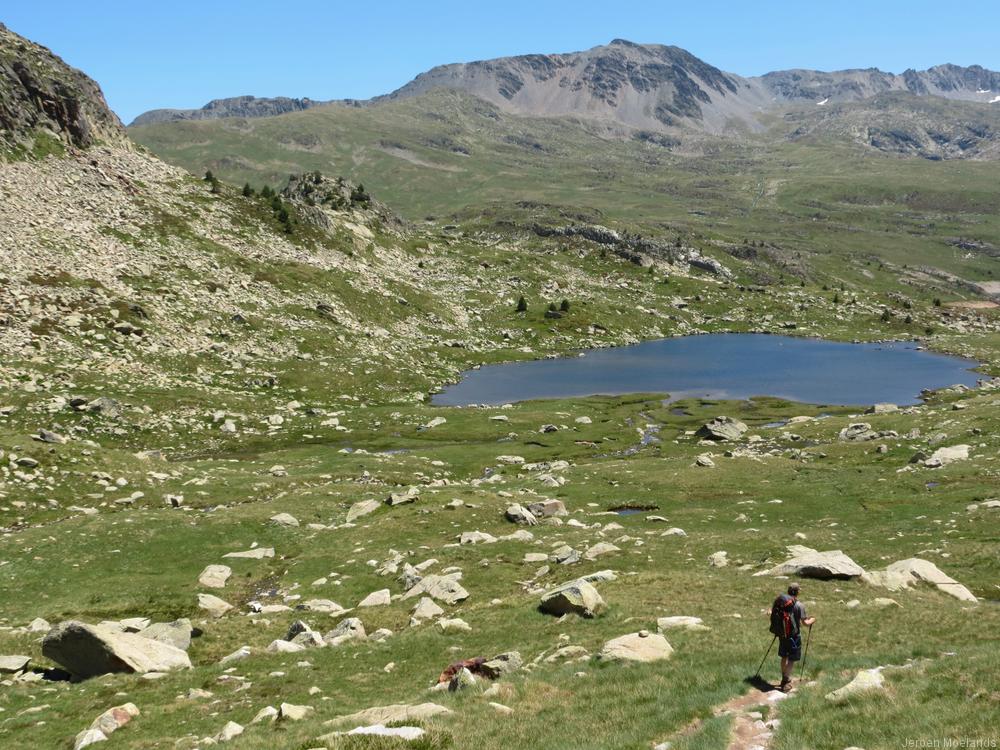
754;635;777;678
798;624;814;679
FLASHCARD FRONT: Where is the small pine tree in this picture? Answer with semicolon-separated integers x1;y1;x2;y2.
904;314;913;324
833;292;840;304
203;169;214;182
242;183;254;197
880;309;892;322
559;299;570;312
933;298;942;307
548;302;557;312
209;178;220;194
516;295;527;313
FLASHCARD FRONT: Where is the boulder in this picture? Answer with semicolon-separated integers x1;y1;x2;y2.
923;444;970;468
279;703;313;721
324;617;366;646
222;547;274;559
505;503;538;525
866;403;898;415
583;542;620;561
323;703;451;727
708;551;728;568
214;721;244;742
42;621;191;679
0;654;31;673
437;617;472;633
599;631;673;663
825;669;886;703
527;499;567;517
74;730;107;749
88;702;139;737
347;499;380;522
756;547;864;580
402;574;469;605
539;581;605;618
459;530;497;545
357;589;391;608
480;651;522;679
410;597;444;623
270;512;299;527
197;593;234;618
696;416;748;442
839;423;877;441
198;564;232;589
138;619;192;651
862;558;977;603
657;616;709;632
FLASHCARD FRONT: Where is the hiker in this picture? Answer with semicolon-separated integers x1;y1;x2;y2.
769;582;815;691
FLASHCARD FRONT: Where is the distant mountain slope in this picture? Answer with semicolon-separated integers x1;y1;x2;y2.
129;40;1000;136
0;22;127;154
130;95;337;126
381;40;1000;134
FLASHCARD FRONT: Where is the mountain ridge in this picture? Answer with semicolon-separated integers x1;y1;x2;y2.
128;39;1000;133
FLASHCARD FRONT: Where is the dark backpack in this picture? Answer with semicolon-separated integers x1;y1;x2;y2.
770;594;798;638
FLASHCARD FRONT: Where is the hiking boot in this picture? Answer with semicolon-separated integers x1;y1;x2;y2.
780;678;793;692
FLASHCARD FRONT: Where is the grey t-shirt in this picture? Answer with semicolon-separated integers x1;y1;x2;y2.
791;600;807;636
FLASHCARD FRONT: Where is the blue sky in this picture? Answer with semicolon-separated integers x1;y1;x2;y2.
5;1;999;123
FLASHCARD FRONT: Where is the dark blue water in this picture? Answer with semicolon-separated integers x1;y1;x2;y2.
432;334;981;407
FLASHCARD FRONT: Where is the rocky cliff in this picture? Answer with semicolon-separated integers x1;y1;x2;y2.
0;23;127;155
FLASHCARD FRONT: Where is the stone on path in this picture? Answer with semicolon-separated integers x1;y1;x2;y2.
599;631;673;663
198;564;232;588
42;621;191;679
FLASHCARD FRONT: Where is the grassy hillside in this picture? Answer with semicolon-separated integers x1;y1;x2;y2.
130;90;1000;291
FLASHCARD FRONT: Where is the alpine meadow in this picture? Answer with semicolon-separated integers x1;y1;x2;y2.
1;13;999;750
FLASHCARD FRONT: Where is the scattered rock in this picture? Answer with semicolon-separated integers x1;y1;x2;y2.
198;564;232;589
358;589;392;608
539;581;605;618
599;631;673;663
756;546;864;580
862;558;977;602
42;621;191;679
197;593;234;618
696;416;747;441
825;669;886;703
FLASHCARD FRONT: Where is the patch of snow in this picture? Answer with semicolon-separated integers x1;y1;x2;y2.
817;98;829;106
990;96;1000;104
977;88;991;94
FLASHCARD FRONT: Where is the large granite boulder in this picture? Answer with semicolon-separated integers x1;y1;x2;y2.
695;416;748;442
862;558;977;603
755;546;864;580
42;621;191;679
539;581;605;618
599;631;673;662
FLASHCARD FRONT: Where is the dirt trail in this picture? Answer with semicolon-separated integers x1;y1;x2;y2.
657;681;802;750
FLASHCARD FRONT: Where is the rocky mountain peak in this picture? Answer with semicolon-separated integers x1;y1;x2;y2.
0;23;127;155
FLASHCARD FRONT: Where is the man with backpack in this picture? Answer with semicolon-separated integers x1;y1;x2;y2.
769;582;815;691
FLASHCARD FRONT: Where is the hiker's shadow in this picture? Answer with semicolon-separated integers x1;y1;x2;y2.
744;674;779;693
